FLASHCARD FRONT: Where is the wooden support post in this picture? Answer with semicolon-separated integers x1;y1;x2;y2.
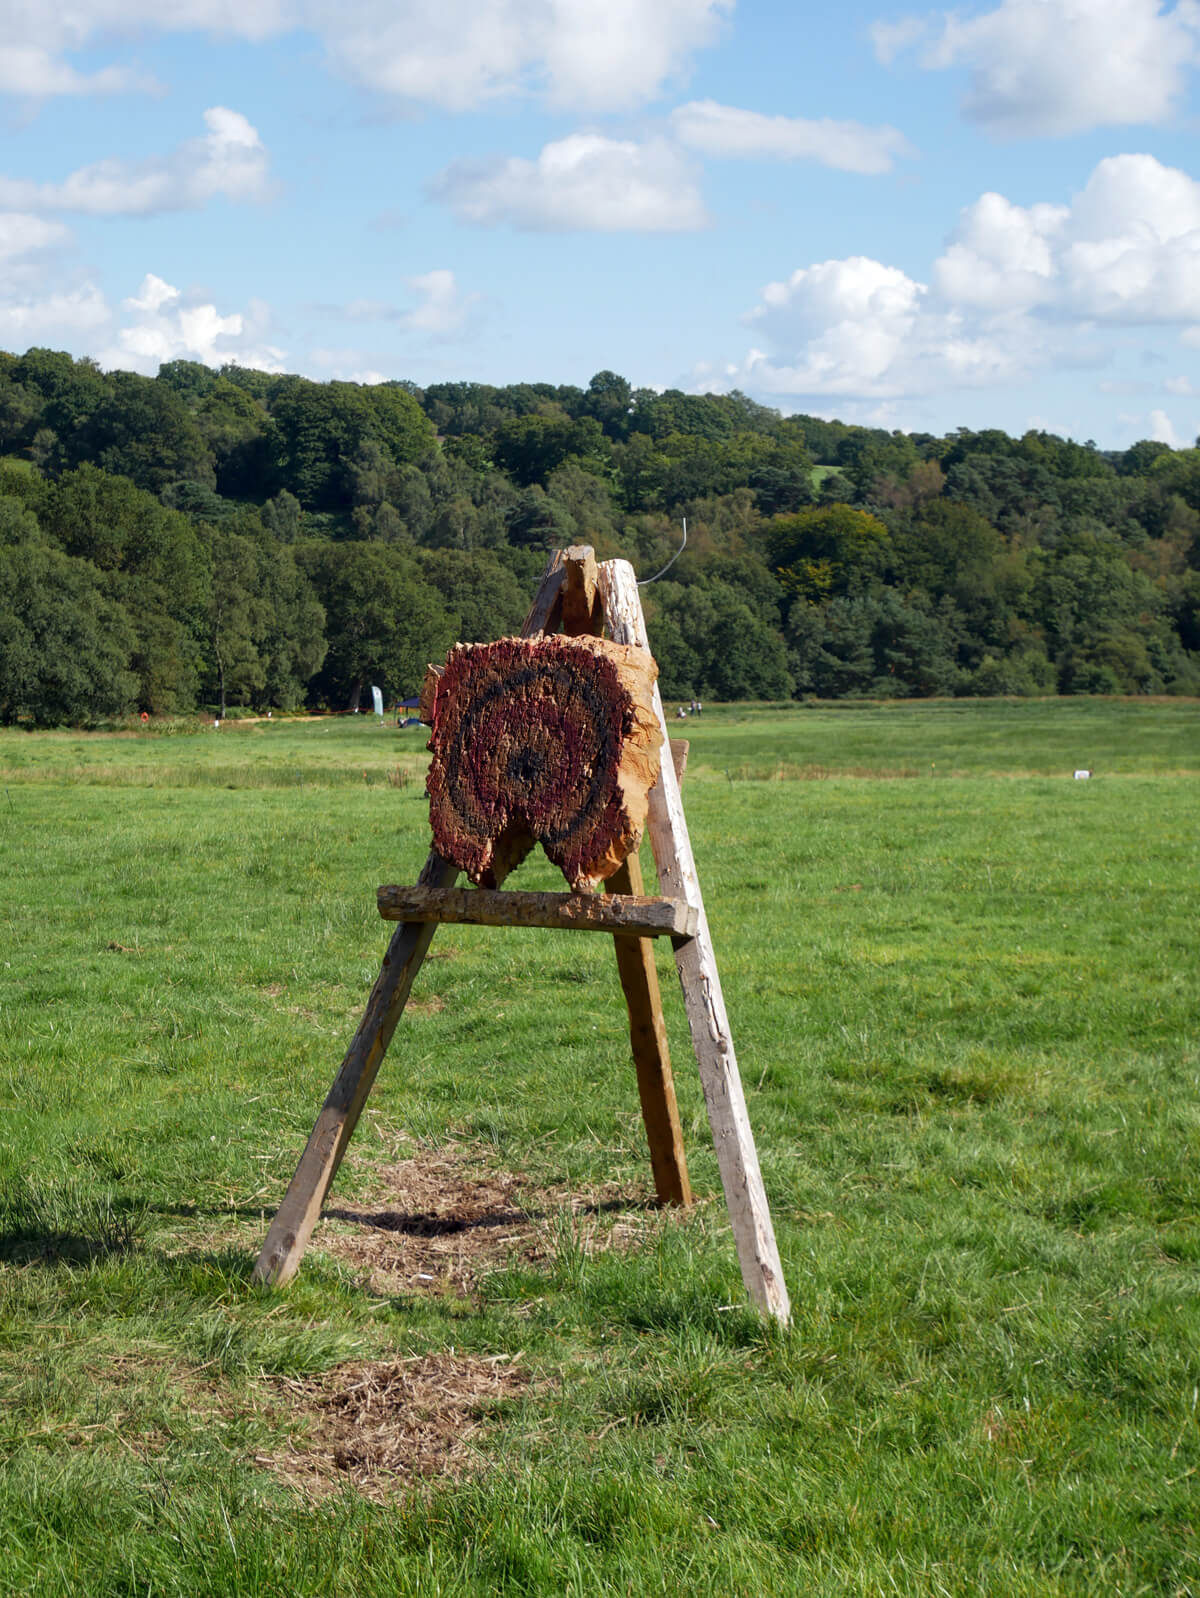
253;551;570;1288
553;547;692;1209
252;850;457;1286
606;847;692;1209
522;548;566;635
560;545;604;636
598;559;791;1325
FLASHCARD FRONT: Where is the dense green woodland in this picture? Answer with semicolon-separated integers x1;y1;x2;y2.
1;347;1198;724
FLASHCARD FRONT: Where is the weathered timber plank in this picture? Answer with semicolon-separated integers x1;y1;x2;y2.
422;633;662;891
597;557;791;1325
522;548;566;634
377;884;697;939
253;550;569;1289
606;849;692;1208
561;551;690;1205
561;545;604;635
669;739;689;783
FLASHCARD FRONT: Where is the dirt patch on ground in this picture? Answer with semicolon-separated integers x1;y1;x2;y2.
265;1352;531;1501
316;1141;660;1299
406;993;446;1015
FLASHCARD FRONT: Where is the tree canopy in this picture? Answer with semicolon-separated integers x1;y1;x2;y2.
0;347;1196;724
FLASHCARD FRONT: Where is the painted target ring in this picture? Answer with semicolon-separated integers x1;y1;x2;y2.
424;636;660;890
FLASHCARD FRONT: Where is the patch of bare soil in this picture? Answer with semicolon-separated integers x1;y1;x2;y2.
265;1352;530;1501
316;1141;660;1299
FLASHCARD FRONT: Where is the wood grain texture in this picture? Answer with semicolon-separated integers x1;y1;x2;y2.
521;549;566;635
560;545;604;636
606;848;693;1208
422;633;663;892
377;883;697;938
597;558;791;1324
558;549;690;1208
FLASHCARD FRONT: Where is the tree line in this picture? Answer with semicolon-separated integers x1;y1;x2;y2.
1;347;1197;725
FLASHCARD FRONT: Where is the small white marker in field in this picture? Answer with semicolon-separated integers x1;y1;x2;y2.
1074;769;1091;779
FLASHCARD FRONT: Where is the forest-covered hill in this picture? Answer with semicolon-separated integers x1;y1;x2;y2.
1;347;1197;724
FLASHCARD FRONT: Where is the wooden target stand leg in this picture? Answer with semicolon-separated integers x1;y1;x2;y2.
254;547;788;1325
598;558;791;1325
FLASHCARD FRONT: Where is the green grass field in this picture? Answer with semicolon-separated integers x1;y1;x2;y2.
1;702;1198;1595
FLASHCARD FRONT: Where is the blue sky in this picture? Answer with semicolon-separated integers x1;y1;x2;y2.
1;0;1197;448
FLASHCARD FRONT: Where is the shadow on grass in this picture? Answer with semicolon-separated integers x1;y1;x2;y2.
324;1193;660;1240
152;1200;282;1221
0;1173;146;1265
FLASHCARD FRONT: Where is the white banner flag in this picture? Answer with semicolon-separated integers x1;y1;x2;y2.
371;685;384;720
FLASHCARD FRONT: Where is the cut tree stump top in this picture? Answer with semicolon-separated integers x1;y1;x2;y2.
421;633;662;891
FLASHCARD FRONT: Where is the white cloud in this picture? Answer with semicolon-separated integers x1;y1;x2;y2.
869;15;929;63
737;256;1033;399
307;347;390;383
431;134;707;231
95;273;286;373
670;100;914;174
0;108;270;216
719;152;1200;406
334;271;481;338
1149;407;1182;446
0;0;728;111
934;191;1066;310
0;212;72;261
0;2;284;98
0;205;284;374
0;46;157;98
0;205;102;341
933;154;1200;322
313;0;730;111
1165;375;1196;395
0;284;110;341
396;269;480;337
880;0;1200;137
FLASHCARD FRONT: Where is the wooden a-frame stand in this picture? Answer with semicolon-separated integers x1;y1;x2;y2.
253;548;790;1324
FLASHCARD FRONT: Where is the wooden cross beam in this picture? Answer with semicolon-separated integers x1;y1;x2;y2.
376;884;698;939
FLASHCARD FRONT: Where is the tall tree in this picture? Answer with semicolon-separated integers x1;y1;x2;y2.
298;541;457;709
39;465;209;712
766;505;892;607
0;541;138;725
202;525;269;717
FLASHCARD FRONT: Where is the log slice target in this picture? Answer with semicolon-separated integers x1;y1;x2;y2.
421;635;662;891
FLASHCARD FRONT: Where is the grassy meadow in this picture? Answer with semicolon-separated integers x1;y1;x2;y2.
0;700;1198;1595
